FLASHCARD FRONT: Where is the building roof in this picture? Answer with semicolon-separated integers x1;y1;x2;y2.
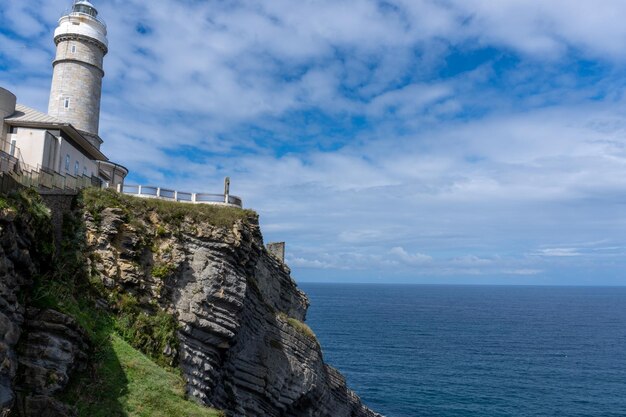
5;104;108;161
6;104;63;124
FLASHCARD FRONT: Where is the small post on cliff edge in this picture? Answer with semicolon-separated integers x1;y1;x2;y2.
224;177;230;204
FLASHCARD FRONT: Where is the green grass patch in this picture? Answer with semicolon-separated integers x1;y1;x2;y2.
277;312;318;342
0;195;10;210
65;334;223;417
114;301;179;368
151;262;175;279
1;188;55;260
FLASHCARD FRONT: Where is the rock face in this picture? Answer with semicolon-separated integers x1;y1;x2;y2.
0;190;383;417
13;308;88;417
87;205;382;417
0;206;34;415
0;202;87;417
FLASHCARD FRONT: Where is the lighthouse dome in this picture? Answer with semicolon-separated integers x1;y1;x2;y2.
73;0;98;18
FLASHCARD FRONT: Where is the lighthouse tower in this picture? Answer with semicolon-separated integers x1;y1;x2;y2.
48;0;107;146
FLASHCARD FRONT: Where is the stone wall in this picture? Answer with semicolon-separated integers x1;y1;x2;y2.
266;242;286;263
48;38;105;135
40;192;77;252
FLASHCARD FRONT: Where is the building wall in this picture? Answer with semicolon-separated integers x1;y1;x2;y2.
0;87;17;150
58;135;98;177
9;128;47;169
8;127;97;177
48;38;104;135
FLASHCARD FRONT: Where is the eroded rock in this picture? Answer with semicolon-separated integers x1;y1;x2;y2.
86;209;382;417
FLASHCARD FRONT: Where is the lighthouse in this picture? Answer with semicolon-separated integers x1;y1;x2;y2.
47;0;107;146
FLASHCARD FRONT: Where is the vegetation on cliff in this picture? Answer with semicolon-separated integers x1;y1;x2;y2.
82;187;256;229
64;334;223;417
4;189;224;417
277;312;318;342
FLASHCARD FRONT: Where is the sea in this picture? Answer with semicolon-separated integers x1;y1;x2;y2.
300;284;626;417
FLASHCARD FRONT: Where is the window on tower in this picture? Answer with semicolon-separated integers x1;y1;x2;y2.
74;161;80;176
65;155;70;171
63;97;70;109
71;44;77;54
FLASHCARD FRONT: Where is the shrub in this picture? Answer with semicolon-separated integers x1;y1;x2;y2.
152;263;175;279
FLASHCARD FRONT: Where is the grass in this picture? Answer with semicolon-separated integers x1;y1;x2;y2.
152;262;175;279
277;312;318;342
82;188;257;229
287;318;317;341
0;195;10;210
65;334;223;417
114;301;180;368
1;188;55;260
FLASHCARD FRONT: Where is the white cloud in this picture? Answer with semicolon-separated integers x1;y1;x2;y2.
535;248;582;257
452;256;494;267
288;257;335;269
389;247;433;266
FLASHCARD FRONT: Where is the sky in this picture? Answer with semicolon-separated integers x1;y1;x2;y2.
2;0;626;285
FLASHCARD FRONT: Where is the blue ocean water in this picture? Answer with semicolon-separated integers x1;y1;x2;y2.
300;284;626;417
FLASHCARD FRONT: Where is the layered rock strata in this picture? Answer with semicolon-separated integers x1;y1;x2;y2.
87;205;381;417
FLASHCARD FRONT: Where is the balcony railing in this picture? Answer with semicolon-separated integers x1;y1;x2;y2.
120;184;243;208
62;8;107;28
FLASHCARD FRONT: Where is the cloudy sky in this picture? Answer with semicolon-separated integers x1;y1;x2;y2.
2;0;626;285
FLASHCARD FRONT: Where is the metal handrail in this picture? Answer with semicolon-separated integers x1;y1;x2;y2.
195;193;225;203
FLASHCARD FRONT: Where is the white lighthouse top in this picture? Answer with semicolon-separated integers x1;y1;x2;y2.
74;1;98;17
54;0;108;49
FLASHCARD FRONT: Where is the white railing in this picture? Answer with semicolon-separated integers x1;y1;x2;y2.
68;11;107;27
119;184;243;208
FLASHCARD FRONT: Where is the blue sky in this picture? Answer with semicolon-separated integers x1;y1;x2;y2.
2;0;626;285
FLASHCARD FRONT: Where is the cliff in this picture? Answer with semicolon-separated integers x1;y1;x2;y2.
0;189;381;417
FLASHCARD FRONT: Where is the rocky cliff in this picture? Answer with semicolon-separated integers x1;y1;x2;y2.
0;189;382;417
0;190;88;417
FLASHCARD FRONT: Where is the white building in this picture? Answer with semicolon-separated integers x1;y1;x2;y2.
0;0;127;188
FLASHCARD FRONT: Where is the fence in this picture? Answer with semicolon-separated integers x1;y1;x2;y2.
0;144;102;195
0;167;100;193
120;184;243;208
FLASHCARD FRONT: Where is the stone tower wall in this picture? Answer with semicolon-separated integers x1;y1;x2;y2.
54;38;104;69
48;37;105;135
